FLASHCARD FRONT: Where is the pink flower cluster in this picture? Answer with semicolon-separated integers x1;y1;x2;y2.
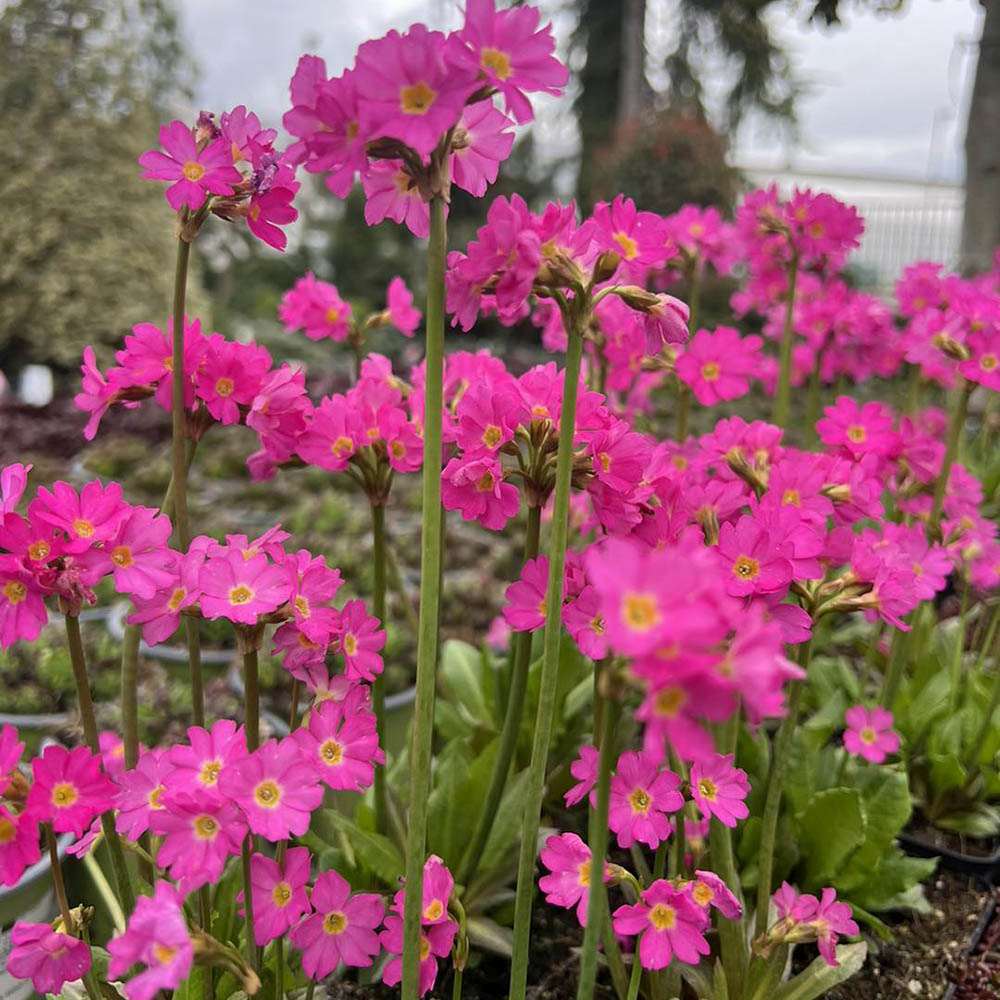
765;883;860;967
139;107;299;250
284;0;567;236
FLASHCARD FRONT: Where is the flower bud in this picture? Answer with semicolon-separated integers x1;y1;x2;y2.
592;250;621;284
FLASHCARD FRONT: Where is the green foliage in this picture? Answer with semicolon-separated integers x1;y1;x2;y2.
0;0;191;371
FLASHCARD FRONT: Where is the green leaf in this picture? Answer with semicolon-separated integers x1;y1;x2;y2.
312;810;403;887
426;739;474;867
440;639;492;728
480;767;531;875
773;943;867;1000
467;915;513;957
936;802;1000;837
795;788;865;887
928;751;967;794
848;849;936;913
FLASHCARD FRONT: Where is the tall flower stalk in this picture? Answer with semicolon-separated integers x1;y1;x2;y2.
772;254;800;427
401;194;449;1000
509;306;587;1000
929;380;972;535
370;500;389;836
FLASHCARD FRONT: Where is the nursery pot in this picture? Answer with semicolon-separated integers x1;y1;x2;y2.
899;828;1000;885
943;893;998;1000
0;834;71;1000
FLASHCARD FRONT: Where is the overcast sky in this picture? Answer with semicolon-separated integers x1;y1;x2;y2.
176;0;981;185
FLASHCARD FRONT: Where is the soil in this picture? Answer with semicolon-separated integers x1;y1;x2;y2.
950;898;1000;999
825;872;994;1000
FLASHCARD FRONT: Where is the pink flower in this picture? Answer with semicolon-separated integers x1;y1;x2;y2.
503;555;549;632
107;882;193;1000
612;880;710;969
153;790;247;891
451;100;515;197
675;327;762;406
279;273;353;342
247;184;298;252
246;847;312;946
608;751;684;849
442;457;520;531
538;831;610;927
816;396;900;463
564;745;598;808
198;548;290;625
297;395;360;471
6;923;91;995
0;463;30;514
812;887;860;967
717;515;793;598
0;805;40;887
336;599;386;682
0;724;23;793
166;719;248;796
139;120;241;212
196;337;272;426
100;506;174;599
689;870;743;920
386;277;422;336
27;745;115;837
592;196;671;276
959;328;1000;390
218;736;323;841
642;294;691;353
773;881;817;922
689;754;750;828
562;586;610;660
29;480;129;554
293;688;384;792
362;160;435;238
0;556;47;649
290;870;385;978
843;705;900;764
114;749;173;841
452;0;568;123
354;25;479;155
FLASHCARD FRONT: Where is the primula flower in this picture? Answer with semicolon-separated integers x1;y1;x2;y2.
196;338;272;426
293;688;384;791
689;870;743;920
816;396;900;463
362;160;436;238
290;870;385;978
198;548;290;625
218;736;323;841
153;790;247;891
27;745;115;838
0;463;30;514
608;751;684;849
503;555;549;632
0;556;47;649
812;887;860;966
451;100;516;197
717;515;793;598
675;327;762;406
386;276;422;336
246;847;312;946
139;120;241;212
6;922;92;995
114;749;173;841
0;806;41;887
442;456;520;531
592;195;671;276
297;395;360;472
99;506;174;600
959;328;1000;390
842;705;900;764
336;599;386;682
642;294;691;353
564;744;598;807
452;0;568;123
689;754;750;828
612;880;710;969
107;882;194;1000
165;719;248;796
279;273;353;342
538;831;610;927
29;479;129;554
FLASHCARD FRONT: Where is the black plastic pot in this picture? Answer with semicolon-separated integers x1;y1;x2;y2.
943;894;998;1000
899;829;1000;885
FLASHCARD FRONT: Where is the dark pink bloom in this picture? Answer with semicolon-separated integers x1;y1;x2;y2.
290;870;384;978
198;548;290;625
27;745;115;838
246;847;312;946
0;463;30;515
139;120;241;212
843;705;900;764
503;555;549;632
99;506;174;600
675;327;762;406
689;870;743;920
442;456;520;531
166;719;248;797
386;277;422;336
114;748;174;841
812;887;860;966
29;479;129;553
538;831;609;927
6;923;91;995
0;806;41;887
717;515;793;598
612;879;710;969
0;556;47;649
608;751;684;849
689;754;750;828
564;744;598;807
336;599;385;682
451;100;515;197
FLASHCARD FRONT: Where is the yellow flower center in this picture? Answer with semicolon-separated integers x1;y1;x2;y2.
51;782;79;808
859;726;877;745
692;883;714;907
598;452;612;473
272;881;292;907
481;424;503;449
613;231;639;260
2;581;27;605
323;910;348;935
476;470;496;492
423;899;444;922
648;903;677;931
295;595;311;618
111;545;133;568
981;353;998;371
228;584;254;606
0;816;15;844
628;787;652;815
153;943;178;965
846;424;867;444
654;685;686;718
621;592;661;632
253;779;282;809
27;540;50;561
331;435;354;458
198;759;221;786
480;46;512;80
590;616;605;636
577;861;591;887
782;488;801;506
732;555;760;580
193;815;219;840
182;161;206;182
400;81;436;115
700;362;721;382
215;377;235;397
73;518;95;539
325;306;340;325
343;633;358;656
148;785;165;810
419;935;431;961
167;587;187;611
320;738;344;766
698;778;718;801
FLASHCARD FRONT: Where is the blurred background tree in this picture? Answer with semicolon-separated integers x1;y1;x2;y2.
0;0;194;374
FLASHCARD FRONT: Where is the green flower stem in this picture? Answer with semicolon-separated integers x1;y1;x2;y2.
965;600;1000;769
805;350;824;444
929;380;972;535
170;235;205;730
241;835;257;971
508;318;586;1000
949;582;971;714
458;503;542;887
274;936;284;1000
711;712;747;999
401;194;448;1000
675;260;701;442
287;678;302;732
625;952;643;1000
772;255;800;427
668;751;687;877
577;691;620;1000
243;648;260;751
370;500;389;837
452;967;464;1000
46;823;73;932
879;626;907;709
754;640;812;936
64;615;135;914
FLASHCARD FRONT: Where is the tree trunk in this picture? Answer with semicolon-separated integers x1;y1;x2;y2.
618;0;651;123
961;0;1000;274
